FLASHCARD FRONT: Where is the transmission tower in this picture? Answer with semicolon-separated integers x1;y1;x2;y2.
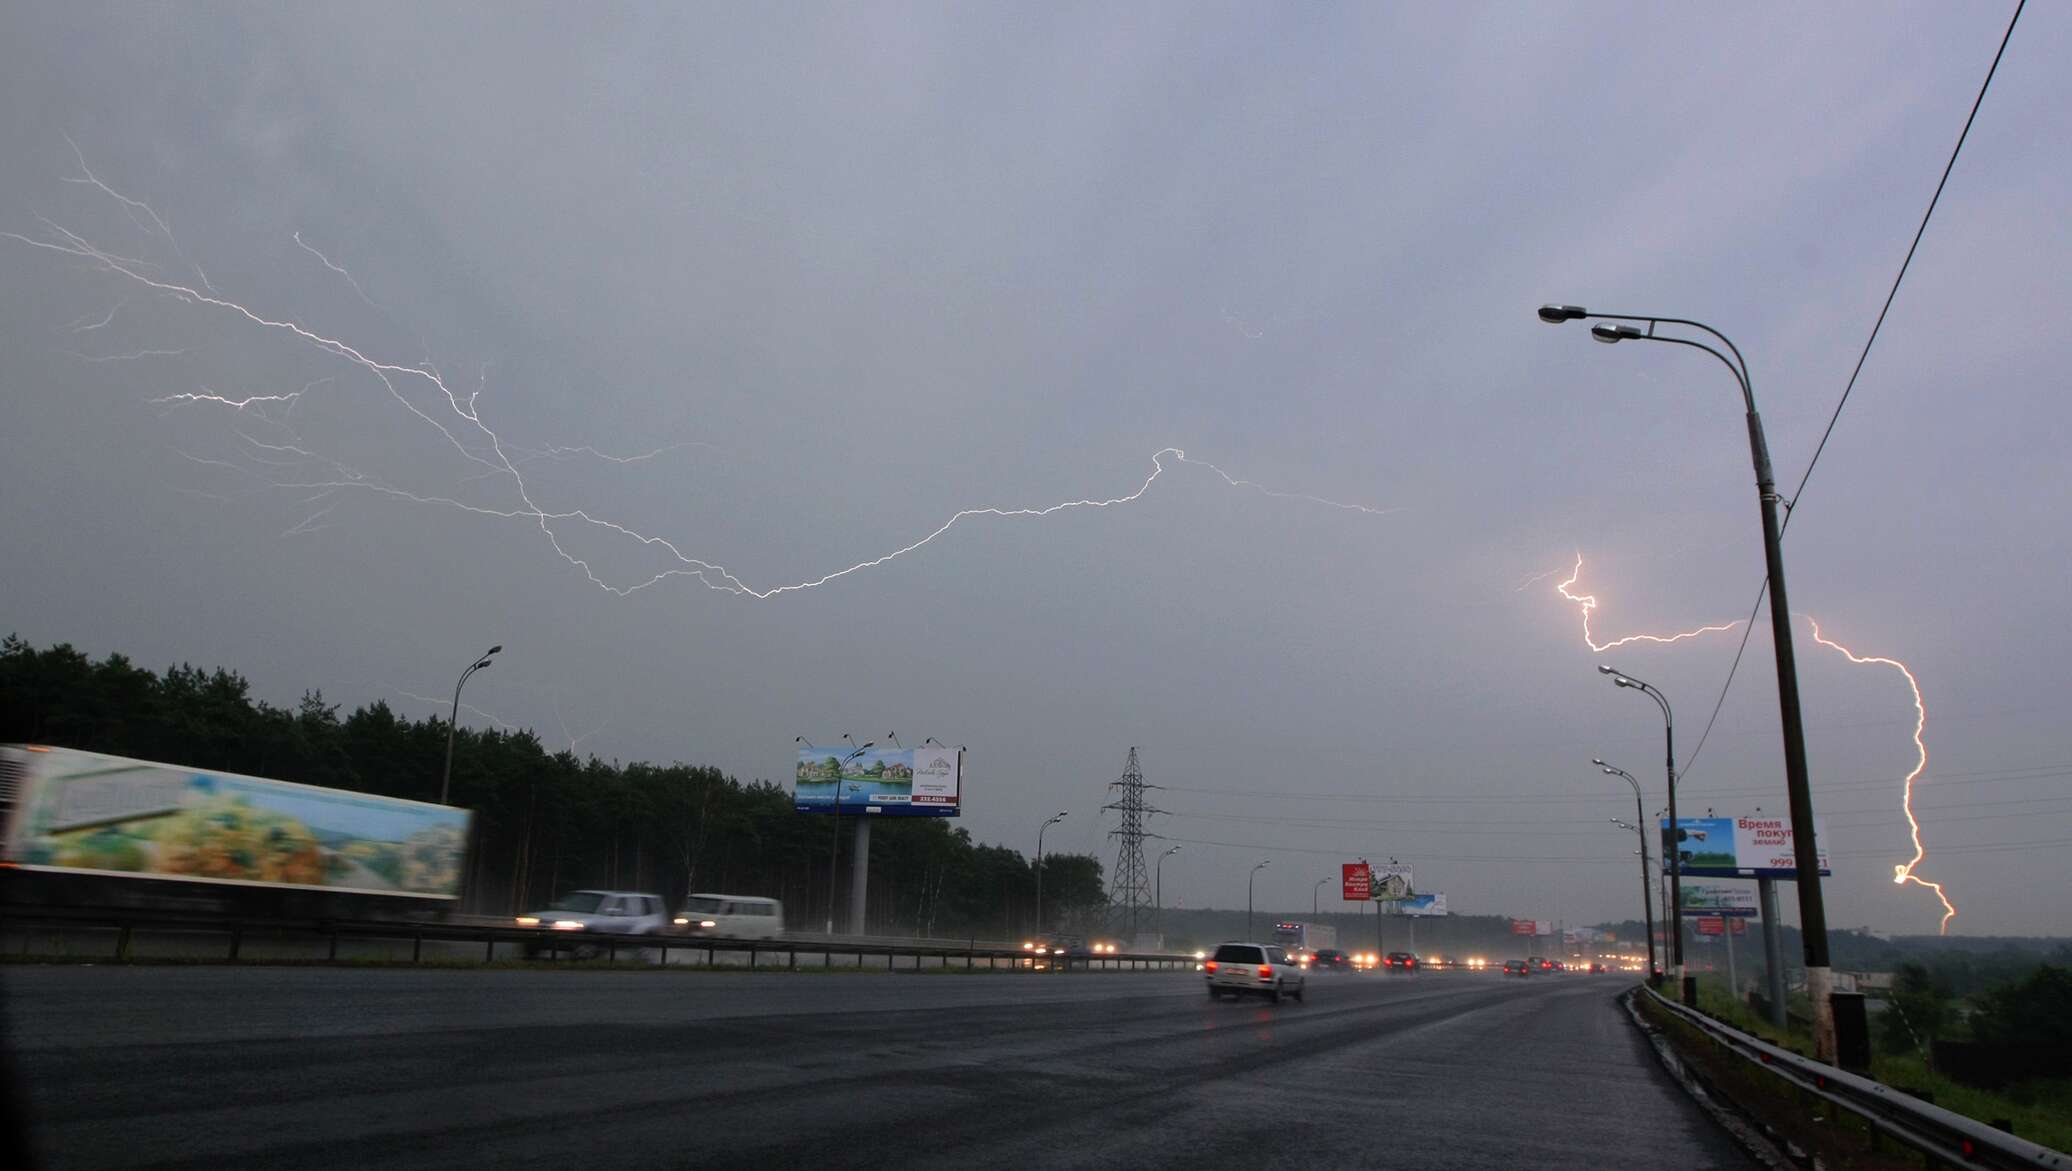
1103;746;1165;942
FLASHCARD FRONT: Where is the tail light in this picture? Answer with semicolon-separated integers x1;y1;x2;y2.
1257;965;1272;978
1204;961;1219;973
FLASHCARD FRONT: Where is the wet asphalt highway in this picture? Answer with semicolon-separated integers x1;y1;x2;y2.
4;965;1753;1170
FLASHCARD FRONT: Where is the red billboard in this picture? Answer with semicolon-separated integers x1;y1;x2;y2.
1342;861;1371;901
1510;918;1536;935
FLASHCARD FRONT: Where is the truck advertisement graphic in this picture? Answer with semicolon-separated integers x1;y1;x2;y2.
1;745;470;898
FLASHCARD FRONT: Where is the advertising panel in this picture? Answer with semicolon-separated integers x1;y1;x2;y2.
1372;863;1413;900
1680;882;1758;917
1510;918;1536;935
1659;814;1830;878
1398;892;1446;916
1535;920;1554;936
1341;861;1371;901
1;745;469;898
793;745;962;818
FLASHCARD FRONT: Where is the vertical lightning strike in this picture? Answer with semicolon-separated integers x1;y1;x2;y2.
1550;554;1957;933
1804;618;1955;933
1555;554;1742;651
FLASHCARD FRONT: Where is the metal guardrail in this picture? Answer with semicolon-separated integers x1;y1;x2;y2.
0;905;1198;973
1641;987;2067;1169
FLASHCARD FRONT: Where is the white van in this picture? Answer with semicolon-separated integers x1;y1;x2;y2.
673;893;784;940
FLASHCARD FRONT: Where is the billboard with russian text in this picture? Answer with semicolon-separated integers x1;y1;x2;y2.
1659;814;1829;878
1342;861;1371;901
793;745;962;817
1398;892;1446;916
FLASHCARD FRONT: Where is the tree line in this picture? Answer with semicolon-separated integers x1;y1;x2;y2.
0;636;1106;936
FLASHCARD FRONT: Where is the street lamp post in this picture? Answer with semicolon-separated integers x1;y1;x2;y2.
1313;878;1328;919
1601;666;1691;1005
1035;811;1068;936
1596;759;1659;986
1542;303;1834;1056
1155;845;1181;932
1248;860;1270;941
439;644;501;806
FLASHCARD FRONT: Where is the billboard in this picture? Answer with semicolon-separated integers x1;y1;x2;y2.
1342;861;1371;901
1660;814;1830;878
1;745;469;898
1510;918;1536;935
793;744;962;817
1398;892;1446;916
1372;863;1413;900
1680;882;1758;917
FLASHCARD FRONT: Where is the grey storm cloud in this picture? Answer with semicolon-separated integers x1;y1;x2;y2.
2;2;2065;935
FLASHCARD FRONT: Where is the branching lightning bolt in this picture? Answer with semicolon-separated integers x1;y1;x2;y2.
292;231;381;311
153;388;305;411
1805;617;1954;933
1551;553;1956;931
9;150;1395;605
1556;554;1742;651
390;688;517;732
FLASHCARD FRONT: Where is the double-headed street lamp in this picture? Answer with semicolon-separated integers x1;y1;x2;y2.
1600;665;1690;1004
439;644;501;805
1155;845;1181;928
1035;811;1068;935
1595;758;1659;986
1247;860;1271;941
1312;878;1329;918
1542;303;1833;1054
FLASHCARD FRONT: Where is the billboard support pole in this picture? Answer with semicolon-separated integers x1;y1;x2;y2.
1724;909;1738;995
849;818;871;936
1760;876;1787;1029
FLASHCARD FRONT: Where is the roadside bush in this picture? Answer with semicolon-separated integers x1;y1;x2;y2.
1968;963;2072;1047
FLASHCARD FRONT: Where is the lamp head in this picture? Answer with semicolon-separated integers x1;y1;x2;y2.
1538;304;1588;324
1591;757;1607;766
1592;322;1644;344
1597;665;1617;676
475;659;494;670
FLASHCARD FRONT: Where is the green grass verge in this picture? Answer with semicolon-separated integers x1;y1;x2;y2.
1869;1052;2072;1154
1677;977;2070;1155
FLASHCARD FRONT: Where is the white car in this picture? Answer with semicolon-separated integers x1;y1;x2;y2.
516;890;670;935
1204;942;1306;1003
673;893;784;939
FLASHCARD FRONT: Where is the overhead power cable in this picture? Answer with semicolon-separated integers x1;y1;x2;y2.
1679;0;2026;781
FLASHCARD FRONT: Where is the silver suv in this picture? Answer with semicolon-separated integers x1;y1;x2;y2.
516;890;670;935
1205;942;1307;1003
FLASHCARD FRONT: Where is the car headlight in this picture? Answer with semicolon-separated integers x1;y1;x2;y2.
672;917;689;925
700;920;718;928
552;920;587;930
516;916;541;927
